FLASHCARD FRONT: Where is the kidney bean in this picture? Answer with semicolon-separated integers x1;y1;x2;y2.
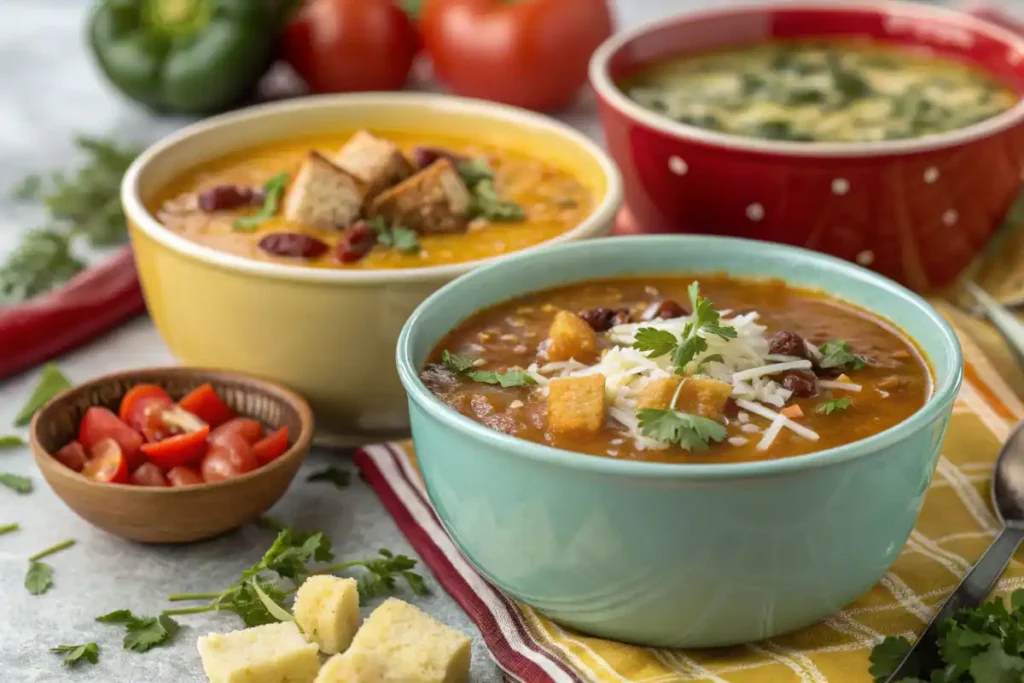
198;185;264;212
780;370;818;398
652;299;689;320
768;330;810;358
412;146;468;169
578;307;631;332
335;221;377;264
257;233;329;259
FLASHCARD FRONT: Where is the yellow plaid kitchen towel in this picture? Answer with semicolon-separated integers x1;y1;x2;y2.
356;301;1024;683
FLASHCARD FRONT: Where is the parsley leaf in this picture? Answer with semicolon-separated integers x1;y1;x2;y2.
637;408;727;451
469;179;526;222
96;610;180;652
467;369;536;388
869;635;914;682
0;435;25;449
233;172;289;232
816;397;853;415
15;363;72;426
818;340;867;371
633;328;678;358
631;282;736;373
695;354;724;372
50;643;99;667
456;159;494;186
249;579;294;623
25;561;53;595
0;473;32;494
307;467;351;488
441;350;476;374
369;216;420;254
340;549;430;600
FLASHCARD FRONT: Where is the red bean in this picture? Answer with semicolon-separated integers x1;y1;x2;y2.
578;307;631;332
257;233;329;259
335;221;377;264
781;370;818;398
768;330;810;358
198;185;264;212
652;299;689;320
412;146;468;169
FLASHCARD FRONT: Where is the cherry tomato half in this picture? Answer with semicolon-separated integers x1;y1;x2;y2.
54;441;88;472
252;427;290;465
140;425;210;469
166;466;204;487
78;407;145;471
200;441;256;483
82;438;129;484
178;383;235;428
210;418;264;446
130;462;169;487
119;384;172;425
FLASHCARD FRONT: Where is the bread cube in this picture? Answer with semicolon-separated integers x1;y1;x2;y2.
197;622;319;683
345;598;471;683
293;575;360;655
314;651;385;683
676;376;733;419
635;375;683;411
369;159;471;235
284;151;365;230
548;374;606;434
335;130;414;199
546;310;597;362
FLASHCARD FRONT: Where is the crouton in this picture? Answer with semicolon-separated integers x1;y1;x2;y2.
676;376;733;420
546;310;597;362
283;151;365;230
636;375;684;411
369;159;471;235
548;374;606;434
335;130;415;199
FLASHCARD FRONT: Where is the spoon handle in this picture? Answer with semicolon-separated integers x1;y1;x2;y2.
886;524;1024;681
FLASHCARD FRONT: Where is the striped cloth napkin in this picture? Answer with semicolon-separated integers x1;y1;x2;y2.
354;307;1024;683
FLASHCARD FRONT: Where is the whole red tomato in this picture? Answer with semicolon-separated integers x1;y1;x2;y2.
421;0;613;111
283;0;420;93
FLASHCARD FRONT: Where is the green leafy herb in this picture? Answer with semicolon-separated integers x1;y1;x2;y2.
469;179;526;222
441;350;476;374
307;467;351;488
869;635;914;681
695;354;724;373
233;172;289;231
637;408;727;451
632;282;736;373
30;539;76;562
632;328;679;358
0;523;18;535
332;548;430;600
0;473;32;494
97;610;180;653
250;579;295;623
0;230;86;301
15;364;72;426
0;435;25;449
368;216;420;254
818;340;867;371
441;350;536;387
816;397;853;415
456;159;494;187
25;561;53;595
50;643;99;667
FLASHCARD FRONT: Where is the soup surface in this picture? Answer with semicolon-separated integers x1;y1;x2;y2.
421;275;932;464
151;131;593;269
623;40;1017;142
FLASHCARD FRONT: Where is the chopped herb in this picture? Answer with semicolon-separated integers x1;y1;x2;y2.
632;328;678;358
441;350;536;387
632;282;736;373
695;353;724;372
469;179;526;222
0;523;18;535
250;579;294;623
307;467;351;488
329;548;430;600
0;435;25;449
0;473;32;494
456;159;494;187
96;610;180;653
233;172;289;231
50;643;99;667
368;216;420;254
755;120;795;140
25;561;53;595
14;364;72;426
816;397;853;415
637;408;727;451
869;635;912;681
739;72;766;94
0;230;86;301
29;539;76;562
818;340;867;371
441;350;476;374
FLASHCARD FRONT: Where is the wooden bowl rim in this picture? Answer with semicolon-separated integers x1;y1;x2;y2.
29;366;315;496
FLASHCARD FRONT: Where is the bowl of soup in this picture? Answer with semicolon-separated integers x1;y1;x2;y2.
397;235;962;647
121;93;621;442
589;1;1024;292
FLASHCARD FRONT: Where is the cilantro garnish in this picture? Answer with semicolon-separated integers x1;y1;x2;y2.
96;610;180;653
440;350;536;388
50;643;99;667
0;472;32;494
457;158;526;222
233;172;289;232
636;378;727;450
441;350;476;374
632;282;736;373
815;397;852;415
25;561;53;595
818;340;867;371
369;216;420;254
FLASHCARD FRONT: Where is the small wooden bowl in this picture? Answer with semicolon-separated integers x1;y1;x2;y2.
29;367;315;544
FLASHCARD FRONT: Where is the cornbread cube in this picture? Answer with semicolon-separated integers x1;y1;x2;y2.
335;130;414;199
346;598;471;683
548;374;607;434
284;151;365;230
314;651;385;683
293;575;360;655
676;376;733;420
635;375;683;411
369;159;471;234
197;622;319;683
546;310;597;362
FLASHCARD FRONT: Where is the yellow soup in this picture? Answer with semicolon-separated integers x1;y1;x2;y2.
151;131;595;269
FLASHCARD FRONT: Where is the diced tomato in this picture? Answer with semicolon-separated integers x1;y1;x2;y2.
82;438;129;484
200;443;254;483
78;407;145;470
252;427;290;465
119;384;172;425
210;418;264;445
140;425;210;469
53;441;88;472
179;383;236;428
166;466;204;487
130;462;169;487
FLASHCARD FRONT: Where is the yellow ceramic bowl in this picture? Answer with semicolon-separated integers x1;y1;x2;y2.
121;93;622;444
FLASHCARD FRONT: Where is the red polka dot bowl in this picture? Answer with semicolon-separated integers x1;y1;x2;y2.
590;0;1024;292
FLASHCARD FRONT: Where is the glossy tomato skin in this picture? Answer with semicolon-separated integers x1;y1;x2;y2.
252;426;290;465
78;407;145;471
82;438;129;484
421;0;614;111
166;466;204;487
140;425;210;469
54;441;88;472
210;418;264;445
130;462;169;487
199;441;257;483
178;383;235;428
283;0;419;93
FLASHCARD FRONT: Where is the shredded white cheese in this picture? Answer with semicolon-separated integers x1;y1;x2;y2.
735;399;820;442
757;414;788;451
819;379;862;392
732;359;812;382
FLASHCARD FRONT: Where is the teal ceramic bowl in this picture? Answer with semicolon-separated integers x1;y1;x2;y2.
396;235;963;648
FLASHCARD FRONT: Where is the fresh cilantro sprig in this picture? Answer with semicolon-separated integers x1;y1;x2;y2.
368;216;420;254
441;350;537;388
818;340;867;371
233;172;289;232
24;539;76;595
96;610;180;653
816;397;852;415
323;548;430;599
633;282;736;373
636;379;727;450
50;643;99;667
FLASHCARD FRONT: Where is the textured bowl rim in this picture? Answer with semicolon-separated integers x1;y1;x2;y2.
29;366;315;495
121;92;623;285
397;235;964;480
588;0;1024;157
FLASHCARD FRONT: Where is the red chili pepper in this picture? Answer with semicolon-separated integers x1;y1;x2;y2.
0;247;145;379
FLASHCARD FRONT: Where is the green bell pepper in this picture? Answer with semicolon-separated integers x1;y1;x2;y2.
88;0;283;114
